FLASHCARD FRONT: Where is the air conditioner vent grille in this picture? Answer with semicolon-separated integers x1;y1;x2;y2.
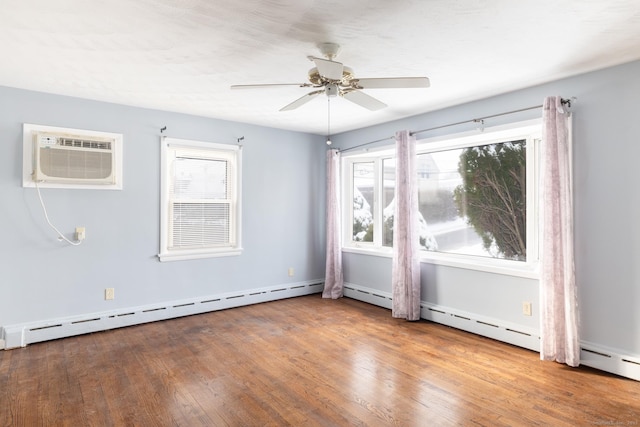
57;137;112;150
39;149;113;180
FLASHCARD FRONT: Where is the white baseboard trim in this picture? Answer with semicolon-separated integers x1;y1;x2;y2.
1;280;323;350
580;341;640;381
343;283;394;310
4;280;638;382
343;282;540;351
421;301;541;352
344;282;640;382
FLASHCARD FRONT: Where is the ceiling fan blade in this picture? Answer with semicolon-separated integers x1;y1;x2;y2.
279;90;323;111
309;56;344;80
342;90;387;111
353;77;430;89
231;83;312;89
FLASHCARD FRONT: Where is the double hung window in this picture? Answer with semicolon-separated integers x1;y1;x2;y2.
159;138;242;262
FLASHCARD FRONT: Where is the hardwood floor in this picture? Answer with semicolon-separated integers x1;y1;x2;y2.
1;295;639;426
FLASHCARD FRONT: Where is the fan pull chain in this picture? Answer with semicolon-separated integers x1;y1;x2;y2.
326;97;332;145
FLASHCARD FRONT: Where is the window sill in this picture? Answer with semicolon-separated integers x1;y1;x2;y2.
420;252;539;279
341;246;539;279
342;245;393;258
158;248;243;262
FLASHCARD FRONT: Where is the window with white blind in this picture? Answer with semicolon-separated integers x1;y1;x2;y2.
159;138;242;262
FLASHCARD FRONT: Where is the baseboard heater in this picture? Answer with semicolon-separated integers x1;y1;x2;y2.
342;282;540;351
1;281;323;349
343;282;640;382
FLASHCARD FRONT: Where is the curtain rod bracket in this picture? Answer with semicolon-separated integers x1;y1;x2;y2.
160;126;167;134
473;119;485;132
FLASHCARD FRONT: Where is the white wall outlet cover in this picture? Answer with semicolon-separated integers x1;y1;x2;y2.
75;227;86;241
522;302;532;316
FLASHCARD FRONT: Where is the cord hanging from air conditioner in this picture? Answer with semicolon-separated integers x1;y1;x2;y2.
34;181;82;246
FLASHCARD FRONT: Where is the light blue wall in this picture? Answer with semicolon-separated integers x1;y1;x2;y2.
0;87;327;326
334;60;640;356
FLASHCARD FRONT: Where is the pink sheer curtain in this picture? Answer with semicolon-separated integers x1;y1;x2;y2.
540;96;580;367
323;148;344;299
392;130;421;320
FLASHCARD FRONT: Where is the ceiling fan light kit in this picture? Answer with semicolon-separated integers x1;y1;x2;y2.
231;43;430;112
325;83;339;98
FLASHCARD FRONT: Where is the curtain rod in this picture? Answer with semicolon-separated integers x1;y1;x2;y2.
337;135;395;153
339;97;574;153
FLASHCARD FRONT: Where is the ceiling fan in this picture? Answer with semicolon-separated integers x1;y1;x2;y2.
231;43;430;112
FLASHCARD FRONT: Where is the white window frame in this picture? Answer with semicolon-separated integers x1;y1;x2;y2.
341;119;541;278
346;157;385;249
159;137;242;262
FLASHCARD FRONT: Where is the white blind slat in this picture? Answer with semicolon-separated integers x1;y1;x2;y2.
171;202;230;249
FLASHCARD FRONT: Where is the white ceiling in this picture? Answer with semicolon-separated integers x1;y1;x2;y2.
1;0;639;135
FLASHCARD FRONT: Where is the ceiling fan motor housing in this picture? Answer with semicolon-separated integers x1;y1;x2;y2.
308;66;354;86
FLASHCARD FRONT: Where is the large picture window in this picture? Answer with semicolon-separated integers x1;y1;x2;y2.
159;138;242;262
418;140;528;260
343;120;540;275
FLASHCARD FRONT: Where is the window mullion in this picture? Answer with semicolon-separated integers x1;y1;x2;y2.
373;158;384;247
344;160;355;246
526;136;540;264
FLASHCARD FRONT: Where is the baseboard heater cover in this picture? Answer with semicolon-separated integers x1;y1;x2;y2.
343;282;640;382
2;281;323;349
344;282;540;351
580;341;640;381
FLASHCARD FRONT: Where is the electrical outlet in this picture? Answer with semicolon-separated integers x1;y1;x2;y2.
522;301;532;316
105;288;115;300
75;226;86;241
288;267;294;277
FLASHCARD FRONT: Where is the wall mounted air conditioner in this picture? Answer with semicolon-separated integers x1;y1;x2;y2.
23;124;123;190
33;132;116;184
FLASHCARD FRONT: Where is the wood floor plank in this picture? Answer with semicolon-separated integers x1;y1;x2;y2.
1;295;640;426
